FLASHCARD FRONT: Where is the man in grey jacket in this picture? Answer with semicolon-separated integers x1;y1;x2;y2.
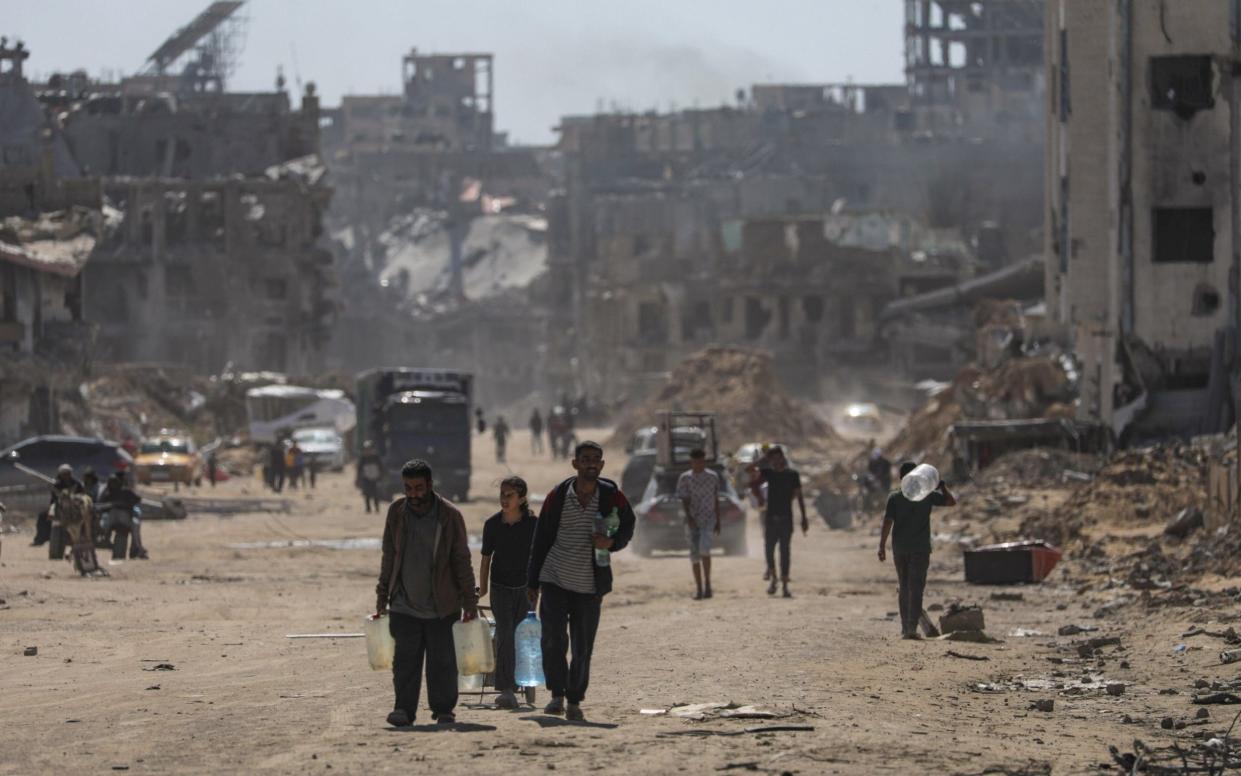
376;459;479;727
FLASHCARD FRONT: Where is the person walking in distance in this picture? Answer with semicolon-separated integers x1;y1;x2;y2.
527;441;636;722
493;415;510;464
357;441;383;513
747;446;808;598
878;461;956;640
479;476;538;709
375;460;479;728
676;448;721;600
529;409;545;455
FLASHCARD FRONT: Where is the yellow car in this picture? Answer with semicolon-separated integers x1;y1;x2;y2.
133;433;202;486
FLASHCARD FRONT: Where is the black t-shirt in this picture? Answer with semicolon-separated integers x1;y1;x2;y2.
761;468;802;517
481;511;537;588
884;490;948;554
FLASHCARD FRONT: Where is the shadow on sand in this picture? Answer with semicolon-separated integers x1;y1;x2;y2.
520;714;619;730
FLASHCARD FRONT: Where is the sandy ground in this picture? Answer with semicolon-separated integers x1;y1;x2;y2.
2;429;1239;775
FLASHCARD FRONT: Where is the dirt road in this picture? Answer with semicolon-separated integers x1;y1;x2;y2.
1;430;1235;774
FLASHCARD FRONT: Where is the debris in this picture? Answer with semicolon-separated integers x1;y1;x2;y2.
658;702;794;721
143;663;176;671
1076;637;1121;658
964;541;1062;584
1057;624;1097;636
939;603;986;634
1193;693;1241;705
942;630;1002;644
1197;707;1212;719
1174;644;1189;655
918;610;941;638
657;724;815;738
1029;699;1054;713
1164;507;1204;539
286;633;366;639
23;646;36;656
146;685;160;691
1161;717;1175;729
1105;683;1125;697
1008;628;1046;638
990;592;1024;601
1221;649;1241;665
946;650;991;661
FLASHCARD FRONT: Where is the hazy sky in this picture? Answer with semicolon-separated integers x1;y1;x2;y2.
11;1;905;144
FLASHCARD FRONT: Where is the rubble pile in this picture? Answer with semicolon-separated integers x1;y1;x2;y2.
59;366;216;444
892;354;1077;469
608;347;842;454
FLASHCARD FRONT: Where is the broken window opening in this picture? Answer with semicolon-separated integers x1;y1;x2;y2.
1192;283;1221;317
744;297;771;340
1150;56;1215;119
1153;207;1214;264
637;301;668;344
139;207;154;246
802;295;824;324
778;297;791;340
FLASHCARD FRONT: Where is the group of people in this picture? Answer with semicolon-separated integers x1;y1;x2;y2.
261;438;317;493
371;434;957;728
375;441;635;726
31;463;149;575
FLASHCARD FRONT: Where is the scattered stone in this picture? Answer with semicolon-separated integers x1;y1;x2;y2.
1161;717;1175;730
143;663;176;672
23;646;36;656
927;603;944;612
1058;624;1098;636
1164;507;1204;539
939;604;986;634
941;630;1001;644
1196;708;1211;719
1119;661;1130;669
146;685;160;691
1030;699;1054;713
991;592;1024;602
1196;678;1210;689
1106;683;1125;696
1076;637;1121;658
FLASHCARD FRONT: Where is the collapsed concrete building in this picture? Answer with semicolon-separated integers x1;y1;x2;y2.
1045;0;1241;440
546;1;1047;407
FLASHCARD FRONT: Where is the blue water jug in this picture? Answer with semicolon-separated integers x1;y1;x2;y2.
514;611;544;688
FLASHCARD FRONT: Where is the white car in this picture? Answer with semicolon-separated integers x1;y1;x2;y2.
291;427;347;471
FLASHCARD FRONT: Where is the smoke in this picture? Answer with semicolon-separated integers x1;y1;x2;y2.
498;36;807;144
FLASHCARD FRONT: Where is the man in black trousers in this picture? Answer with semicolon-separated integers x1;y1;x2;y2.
527;441;635;722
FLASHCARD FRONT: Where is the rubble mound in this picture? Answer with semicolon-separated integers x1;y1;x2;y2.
892;354;1076;470
607;347;841;454
63;366;218;444
976;447;1104;490
1065;444;1208;526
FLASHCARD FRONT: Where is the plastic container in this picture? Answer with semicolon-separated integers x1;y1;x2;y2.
514;612;545;687
458;671;485;691
594;508;621;566
365;614;394;671
900;463;941;502
452;616;495;675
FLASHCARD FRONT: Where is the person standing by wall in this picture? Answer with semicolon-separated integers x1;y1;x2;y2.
375;460;478;727
676;449;721;600
479;476;538;709
493;415;510;463
527;441;635;722
878;461;956;640
747;446;808;598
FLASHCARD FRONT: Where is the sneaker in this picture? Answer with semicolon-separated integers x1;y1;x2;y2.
496;691;518;709
565;703;585;722
435;712;456;725
544;696;566;715
703;587;713;599
782;586;792;599
692;590;704;601
386;709;412;727
766;580;778;595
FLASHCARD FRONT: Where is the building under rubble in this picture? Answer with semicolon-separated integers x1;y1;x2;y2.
1045;0;1241;440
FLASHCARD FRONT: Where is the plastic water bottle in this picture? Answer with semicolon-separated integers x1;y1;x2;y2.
514;612;545;687
594;508;621;566
900;463;941;502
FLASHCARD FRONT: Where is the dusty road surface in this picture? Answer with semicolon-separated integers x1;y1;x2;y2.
2;430;1237;774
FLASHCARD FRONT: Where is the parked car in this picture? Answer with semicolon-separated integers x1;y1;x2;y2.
620;425;709;503
291;426;347;471
133;431;202;486
0;435;134;515
632;463;747;557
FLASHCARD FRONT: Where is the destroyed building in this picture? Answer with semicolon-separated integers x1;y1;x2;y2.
1045;0;1240;440
545;1;1047;407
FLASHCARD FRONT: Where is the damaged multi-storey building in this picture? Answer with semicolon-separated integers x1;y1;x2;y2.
547;0;1048;407
1045;0;1241;440
27;1;337;374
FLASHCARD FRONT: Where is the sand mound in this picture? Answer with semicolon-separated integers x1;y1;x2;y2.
607;347;840;454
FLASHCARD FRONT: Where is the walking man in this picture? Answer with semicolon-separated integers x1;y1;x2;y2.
676;448;720;600
527;441;635;722
493;415;510;463
747;446;807;598
357;440;383;513
529;409;544;455
376;460;479;727
878;461;956;640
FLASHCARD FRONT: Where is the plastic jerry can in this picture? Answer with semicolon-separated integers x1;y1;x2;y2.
452;616;495;676
365;614;394;671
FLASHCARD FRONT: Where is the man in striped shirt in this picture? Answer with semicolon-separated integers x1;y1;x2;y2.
527;441;636;722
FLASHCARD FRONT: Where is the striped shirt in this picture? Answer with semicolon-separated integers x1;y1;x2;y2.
539;485;598;594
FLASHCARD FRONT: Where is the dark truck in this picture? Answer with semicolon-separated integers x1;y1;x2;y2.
355;368;473;502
